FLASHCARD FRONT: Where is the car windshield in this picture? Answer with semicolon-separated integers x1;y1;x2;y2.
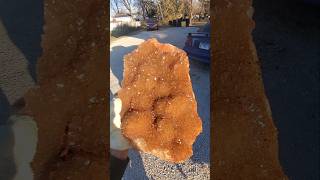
147;19;157;23
199;23;211;33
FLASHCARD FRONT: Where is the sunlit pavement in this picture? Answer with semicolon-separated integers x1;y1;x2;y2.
110;27;210;179
0;20;36;180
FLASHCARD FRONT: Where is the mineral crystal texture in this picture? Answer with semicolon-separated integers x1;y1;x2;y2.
211;0;287;179
118;38;202;163
23;0;108;179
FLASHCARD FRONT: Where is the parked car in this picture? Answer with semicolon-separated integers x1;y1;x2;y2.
303;0;320;5
146;19;159;30
197;23;211;33
183;23;210;63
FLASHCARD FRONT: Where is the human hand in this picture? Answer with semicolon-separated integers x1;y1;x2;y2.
110;97;131;159
9;115;37;180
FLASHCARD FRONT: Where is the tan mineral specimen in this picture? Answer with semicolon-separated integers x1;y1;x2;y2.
23;0;108;179
211;0;287;179
118;38;202;163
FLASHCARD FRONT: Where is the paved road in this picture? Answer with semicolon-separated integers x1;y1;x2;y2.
0;1;43;179
110;27;210;179
253;1;319;179
0;19;31;180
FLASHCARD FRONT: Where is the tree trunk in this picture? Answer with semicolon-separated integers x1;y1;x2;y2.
140;0;146;20
158;1;164;21
190;0;192;25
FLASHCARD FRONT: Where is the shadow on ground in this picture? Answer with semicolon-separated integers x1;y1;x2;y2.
0;1;43;179
123;150;148;180
0;0;43;81
0;125;15;180
253;0;319;179
0;90;10;125
189;60;210;164
0;90;15;180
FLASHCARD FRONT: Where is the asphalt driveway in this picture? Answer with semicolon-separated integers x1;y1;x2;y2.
0;0;43;179
253;0;319;179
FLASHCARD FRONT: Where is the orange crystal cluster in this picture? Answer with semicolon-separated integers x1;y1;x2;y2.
118;38;202;163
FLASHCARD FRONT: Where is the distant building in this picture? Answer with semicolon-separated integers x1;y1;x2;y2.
111;13;133;23
110;12;141;31
131;13;143;21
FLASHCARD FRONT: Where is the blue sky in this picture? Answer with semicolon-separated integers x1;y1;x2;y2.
110;0;138;16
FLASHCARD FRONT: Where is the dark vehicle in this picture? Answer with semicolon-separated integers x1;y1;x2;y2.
197;23;211;33
303;0;320;5
146;19;159;30
183;23;211;63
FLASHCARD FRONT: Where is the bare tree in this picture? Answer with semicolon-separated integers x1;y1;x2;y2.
121;0;133;15
135;0;195;23
136;0;157;19
192;0;202;18
198;0;210;16
154;0;164;20
189;0;192;24
111;0;120;14
135;0;146;20
158;0;185;21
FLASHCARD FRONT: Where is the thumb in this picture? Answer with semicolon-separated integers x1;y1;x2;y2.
112;98;122;129
9;115;37;180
